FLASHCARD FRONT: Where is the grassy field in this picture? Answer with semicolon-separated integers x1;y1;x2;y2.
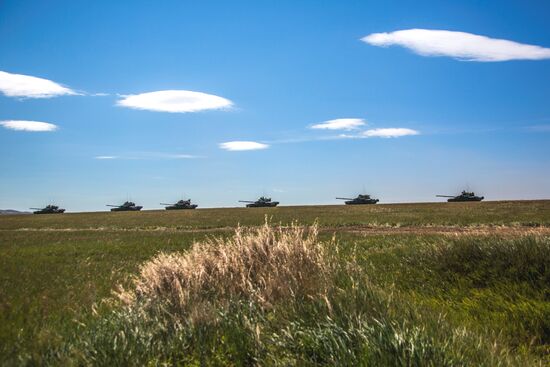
1;200;549;365
2;200;550;230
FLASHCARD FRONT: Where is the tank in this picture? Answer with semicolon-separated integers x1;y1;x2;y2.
30;205;65;214
239;197;279;208
336;194;379;205
106;201;143;211
160;199;198;210
436;191;484;202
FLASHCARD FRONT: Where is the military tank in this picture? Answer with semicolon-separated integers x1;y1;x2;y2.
436;191;484;202
239;197;279;208
160;199;198;210
336;194;379;205
106;201;143;211
30;205;65;214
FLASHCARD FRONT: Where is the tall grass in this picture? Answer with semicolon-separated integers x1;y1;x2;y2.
422;236;550;288
117;222;332;322
41;222;542;366
408;236;550;355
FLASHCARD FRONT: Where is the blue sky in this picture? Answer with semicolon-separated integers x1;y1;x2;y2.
1;0;549;211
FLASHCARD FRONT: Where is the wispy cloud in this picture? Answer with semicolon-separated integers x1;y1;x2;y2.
161;153;200;159
94;153;201;160
527;124;550;132
310;118;366;130
0;120;58;132
117;90;233;113
0;70;77;98
362;29;550;61
219;141;269;151
361;128;419;138
310;128;420;140
225;126;419;151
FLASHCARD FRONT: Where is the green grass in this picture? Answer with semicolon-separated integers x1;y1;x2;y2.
0;201;549;365
347;235;550;355
0;230;214;363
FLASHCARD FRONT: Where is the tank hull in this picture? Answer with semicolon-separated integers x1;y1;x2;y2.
33;209;65;214
344;199;379;205
447;197;484;202
246;202;279;208
110;206;142;212
165;205;198;210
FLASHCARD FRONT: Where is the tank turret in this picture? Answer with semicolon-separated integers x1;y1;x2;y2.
239;197;279;207
106;201;143;211
30;204;65;214
336;194;379;205
436;190;484;202
160;199;198;210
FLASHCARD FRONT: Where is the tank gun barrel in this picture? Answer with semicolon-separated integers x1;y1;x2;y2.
159;203;173;205
29;207;43;210
239;200;255;203
336;197;354;200
106;204;121;207
436;195;455;198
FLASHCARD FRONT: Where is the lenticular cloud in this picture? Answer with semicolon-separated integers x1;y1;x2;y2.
362;29;550;62
117;90;233;113
219;141;269;151
362;128;419;138
0;120;58;132
0;71;77;98
310;118;366;131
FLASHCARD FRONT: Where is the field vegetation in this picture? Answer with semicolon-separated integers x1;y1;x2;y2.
1;200;549;230
0;200;549;365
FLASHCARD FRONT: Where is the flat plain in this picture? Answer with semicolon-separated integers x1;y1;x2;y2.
1;200;549;365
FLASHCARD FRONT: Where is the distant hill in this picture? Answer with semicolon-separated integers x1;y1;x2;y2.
0;209;31;215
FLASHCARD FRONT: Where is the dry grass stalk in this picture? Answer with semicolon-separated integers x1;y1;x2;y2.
117;221;332;321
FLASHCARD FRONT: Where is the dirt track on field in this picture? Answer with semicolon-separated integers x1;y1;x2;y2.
324;225;550;236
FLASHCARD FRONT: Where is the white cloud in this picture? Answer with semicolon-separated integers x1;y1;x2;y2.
117;90;233;113
0;70;77;98
0;120;58;132
310;118;366;130
94;156;117;159
361;29;550;61
362;128;419;138
219;141;269;151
